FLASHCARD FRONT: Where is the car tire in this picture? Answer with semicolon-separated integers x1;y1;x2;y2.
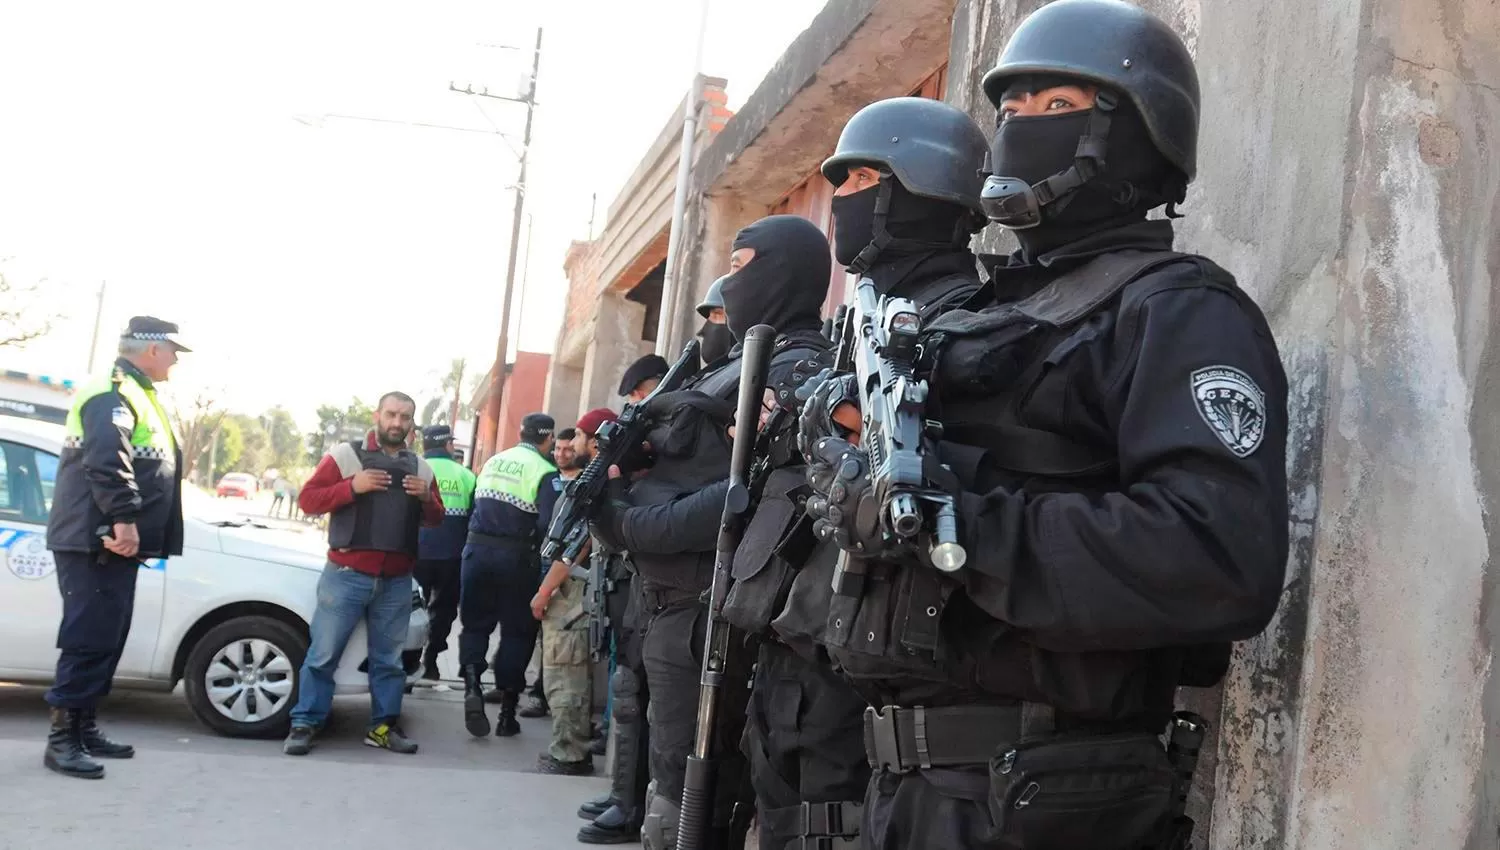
183;616;308;739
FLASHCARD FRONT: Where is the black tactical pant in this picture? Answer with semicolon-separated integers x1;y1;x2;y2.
413;556;461;658
46;552;139;709
640;593;751;841
745;641;870;850
606;578;650;818
862;768;996;850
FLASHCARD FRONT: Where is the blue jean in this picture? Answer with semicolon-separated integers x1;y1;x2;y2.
289;563;412;730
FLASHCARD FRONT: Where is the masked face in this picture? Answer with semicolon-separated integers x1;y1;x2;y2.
720;216;831;342
831;187;878;267
698;319;734;363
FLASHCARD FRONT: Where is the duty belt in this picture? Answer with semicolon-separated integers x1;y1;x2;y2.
466;531;531;549
863;705;1028;772
761;801;862;850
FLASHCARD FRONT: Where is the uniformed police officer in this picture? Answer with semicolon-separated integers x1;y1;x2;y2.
695;275;734;365
726;97;992;850
593;215;834;850
459;413;560;737
415;424;476;681
43;316;188;779
799;2;1290;846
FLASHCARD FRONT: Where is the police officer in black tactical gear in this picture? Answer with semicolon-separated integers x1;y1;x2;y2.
797;3;1290;848
721;96;992;850
593;215;833;850
696;275;735;366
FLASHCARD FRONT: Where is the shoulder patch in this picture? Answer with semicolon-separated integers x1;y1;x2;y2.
111;405;135;430
1191;366;1266;457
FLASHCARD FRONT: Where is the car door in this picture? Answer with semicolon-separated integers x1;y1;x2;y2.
0;438;166;679
0;438;65;672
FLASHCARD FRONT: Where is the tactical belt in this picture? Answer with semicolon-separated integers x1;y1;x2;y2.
466;531;531;549
863;705;1032;772
761;801;862;850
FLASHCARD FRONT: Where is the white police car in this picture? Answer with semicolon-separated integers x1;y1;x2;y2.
0;416;430;738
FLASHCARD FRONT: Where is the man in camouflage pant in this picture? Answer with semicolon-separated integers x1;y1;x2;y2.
531;561;594;774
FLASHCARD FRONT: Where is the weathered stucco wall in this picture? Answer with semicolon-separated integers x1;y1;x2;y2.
943;1;1497;846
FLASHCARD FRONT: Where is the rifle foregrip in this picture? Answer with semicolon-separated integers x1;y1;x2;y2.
677;756;715;850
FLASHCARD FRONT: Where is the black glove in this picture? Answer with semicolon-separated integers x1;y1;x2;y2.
796;369;860;458
804;436;890;558
772;353;834;415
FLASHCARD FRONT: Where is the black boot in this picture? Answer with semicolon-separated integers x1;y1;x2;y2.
494;690;521;737
578;794;615;820
578;804;642;845
462;666;490;737
420;655;441;682
44;708;104;779
79;708;134;759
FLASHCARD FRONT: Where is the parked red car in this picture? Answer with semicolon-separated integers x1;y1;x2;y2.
215;472;259;499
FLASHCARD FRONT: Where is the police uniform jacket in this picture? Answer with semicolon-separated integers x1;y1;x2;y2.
46;358;184;558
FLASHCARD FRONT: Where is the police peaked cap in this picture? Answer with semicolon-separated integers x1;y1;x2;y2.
122;316;191;352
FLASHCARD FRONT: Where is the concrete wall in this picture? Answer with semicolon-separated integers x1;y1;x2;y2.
945;1;1498;846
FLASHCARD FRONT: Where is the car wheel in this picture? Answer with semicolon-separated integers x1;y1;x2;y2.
183;616;307;739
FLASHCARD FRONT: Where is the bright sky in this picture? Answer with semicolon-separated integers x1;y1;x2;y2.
0;0;821;428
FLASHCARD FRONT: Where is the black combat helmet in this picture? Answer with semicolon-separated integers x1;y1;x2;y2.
979;0;1200;228
821;97;988;272
696;274;728;319
822;97;989;213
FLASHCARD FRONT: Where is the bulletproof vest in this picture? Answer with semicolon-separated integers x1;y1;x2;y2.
327;443;425;555
823;250;1235;716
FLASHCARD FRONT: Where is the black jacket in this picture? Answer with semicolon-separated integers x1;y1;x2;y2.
47;359;185;558
822;220;1288;718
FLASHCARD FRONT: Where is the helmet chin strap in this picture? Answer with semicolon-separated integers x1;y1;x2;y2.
847;175;976;275
981;89;1119;229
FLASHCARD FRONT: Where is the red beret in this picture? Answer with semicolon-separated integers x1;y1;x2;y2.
576;408;619;437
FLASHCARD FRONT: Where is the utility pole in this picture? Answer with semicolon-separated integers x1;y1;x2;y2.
451;26;542;465
86;281;106;374
653;0;712;356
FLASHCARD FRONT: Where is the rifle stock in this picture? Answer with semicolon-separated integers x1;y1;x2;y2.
677;324;776;850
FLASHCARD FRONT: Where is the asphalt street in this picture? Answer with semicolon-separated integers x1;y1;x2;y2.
0;677;607;849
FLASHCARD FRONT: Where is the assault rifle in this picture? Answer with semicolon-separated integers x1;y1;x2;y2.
830;277;966;595
677;324;776;850
540;339;701;567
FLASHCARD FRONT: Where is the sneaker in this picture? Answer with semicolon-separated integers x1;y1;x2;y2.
364;723;418;754
536;753;594;776
283;725;315;756
518;694;550;718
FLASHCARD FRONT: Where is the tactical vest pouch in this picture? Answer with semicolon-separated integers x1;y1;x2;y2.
722;469;804;635
986;731;1174;850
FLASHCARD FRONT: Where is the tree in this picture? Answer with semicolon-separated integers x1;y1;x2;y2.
307;398;375;463
260;407;303;473
422;358;475;426
172;392;228;485
213;417;244;479
0;269;60;349
225;413;271;478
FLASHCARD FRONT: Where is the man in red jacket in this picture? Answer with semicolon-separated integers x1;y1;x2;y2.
282;391;444;756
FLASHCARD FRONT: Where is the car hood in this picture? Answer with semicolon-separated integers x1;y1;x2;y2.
213;524;328;573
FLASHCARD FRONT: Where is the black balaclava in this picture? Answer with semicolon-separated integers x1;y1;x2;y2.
720;215;832;342
831;179;973;269
989;76;1180;260
697;320;734;363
